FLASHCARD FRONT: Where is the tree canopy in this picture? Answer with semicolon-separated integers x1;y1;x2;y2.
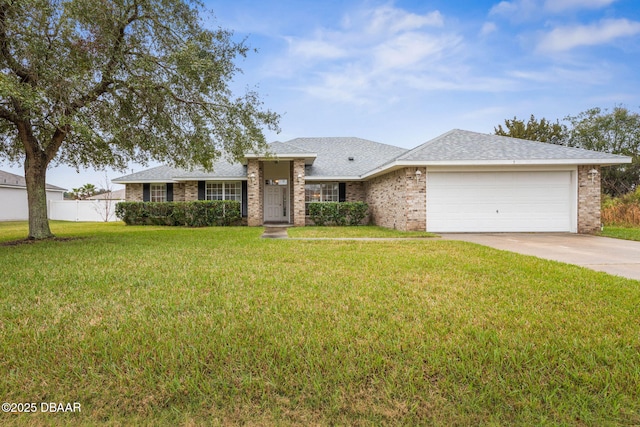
0;0;279;238
494;114;568;143
565;107;640;196
495;108;640;197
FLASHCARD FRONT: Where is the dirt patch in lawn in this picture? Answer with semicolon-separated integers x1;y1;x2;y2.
1;237;81;247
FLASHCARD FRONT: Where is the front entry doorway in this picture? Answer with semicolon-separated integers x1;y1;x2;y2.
264;184;288;223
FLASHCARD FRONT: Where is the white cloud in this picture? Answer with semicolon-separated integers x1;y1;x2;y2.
373;32;460;70
480;22;498;36
537;18;640;53
268;4;467;105
544;0;617;13
489;0;539;20
365;6;444;35
285;37;347;60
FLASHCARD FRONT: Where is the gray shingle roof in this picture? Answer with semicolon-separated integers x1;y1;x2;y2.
112;161;247;182
112;130;631;183
286;137;408;177
397;129;631;163
0;169;66;191
112;165;186;182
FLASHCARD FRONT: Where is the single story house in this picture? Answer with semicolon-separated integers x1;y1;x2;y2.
112;129;631;233
0;169;66;221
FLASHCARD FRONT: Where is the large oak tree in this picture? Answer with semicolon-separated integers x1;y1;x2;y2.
0;0;279;239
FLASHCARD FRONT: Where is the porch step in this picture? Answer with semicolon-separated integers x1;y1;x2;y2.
261;226;289;239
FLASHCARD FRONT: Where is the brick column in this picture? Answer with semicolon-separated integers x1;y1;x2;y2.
247;159;263;226
577;165;601;234
405;167;427;231
292;159;306;226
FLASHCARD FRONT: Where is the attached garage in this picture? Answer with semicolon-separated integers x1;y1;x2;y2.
426;169;576;233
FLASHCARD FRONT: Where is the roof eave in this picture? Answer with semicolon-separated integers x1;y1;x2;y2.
242;153;318;165
111;179;180;184
304;175;363;181
362;157;633;179
172;176;247;182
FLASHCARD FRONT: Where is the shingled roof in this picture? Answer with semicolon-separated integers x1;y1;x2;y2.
0;169;66;191
396;129;630;163
112;129;631;183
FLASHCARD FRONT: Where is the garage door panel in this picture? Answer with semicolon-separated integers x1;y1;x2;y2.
427;171;573;232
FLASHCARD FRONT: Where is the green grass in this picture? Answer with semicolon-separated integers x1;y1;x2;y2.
1;222;639;426
601;225;640;242
287;225;437;238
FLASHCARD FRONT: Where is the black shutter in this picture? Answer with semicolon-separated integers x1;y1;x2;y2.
198;181;205;200
143;183;150;202
338;182;346;202
166;183;173;202
241;181;248;217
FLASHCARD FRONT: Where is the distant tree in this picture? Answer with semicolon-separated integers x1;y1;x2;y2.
494;114;568;143
564;107;640;196
0;0;279;239
70;183;97;200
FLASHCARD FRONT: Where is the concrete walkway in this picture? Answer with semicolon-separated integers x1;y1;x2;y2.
441;233;640;281
261;226;290;239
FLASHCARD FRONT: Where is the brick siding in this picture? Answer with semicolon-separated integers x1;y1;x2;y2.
125;183;143;201
577;165;601;233
364;167;426;231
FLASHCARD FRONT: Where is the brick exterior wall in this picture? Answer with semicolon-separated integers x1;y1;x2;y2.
364;167;426;231
125;182;188;202
346;182;365;202
577;165;601;234
247;159;263;226
125;183;143;201
173;183;186;202
292;159;306;226
184;181;198;201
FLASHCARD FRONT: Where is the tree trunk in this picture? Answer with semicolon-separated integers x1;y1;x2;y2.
24;153;53;239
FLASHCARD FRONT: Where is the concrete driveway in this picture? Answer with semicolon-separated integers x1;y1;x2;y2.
442;233;640;281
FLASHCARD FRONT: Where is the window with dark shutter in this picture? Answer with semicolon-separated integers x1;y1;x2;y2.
197;181;205;200
143;183;150;202
166;183;173;202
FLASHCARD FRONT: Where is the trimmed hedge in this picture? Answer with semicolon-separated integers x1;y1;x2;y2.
308;202;368;226
115;201;241;227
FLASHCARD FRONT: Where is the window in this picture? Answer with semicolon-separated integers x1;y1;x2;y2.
205;182;241;201
150;184;166;202
305;183;338;214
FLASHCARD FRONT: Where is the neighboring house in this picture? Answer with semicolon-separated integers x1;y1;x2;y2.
87;189;126;200
0;170;66;221
112;129;631;233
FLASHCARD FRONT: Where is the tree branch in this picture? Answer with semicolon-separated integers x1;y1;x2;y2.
0;4;36;85
0;105;18;123
65;3;142;115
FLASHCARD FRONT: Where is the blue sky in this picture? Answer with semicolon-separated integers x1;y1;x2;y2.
3;0;639;190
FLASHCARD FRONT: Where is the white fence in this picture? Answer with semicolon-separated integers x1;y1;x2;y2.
48;199;124;222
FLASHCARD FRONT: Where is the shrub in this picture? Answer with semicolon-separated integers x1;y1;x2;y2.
115;201;241;227
308;202;368;226
601;188;640;227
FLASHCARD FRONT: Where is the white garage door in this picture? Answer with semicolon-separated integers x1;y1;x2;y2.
427;171;574;232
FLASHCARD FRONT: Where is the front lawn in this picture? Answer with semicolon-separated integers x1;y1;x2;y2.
601;226;640;242
287;225;437;238
1;222;639;425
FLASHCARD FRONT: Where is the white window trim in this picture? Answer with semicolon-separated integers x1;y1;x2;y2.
305;182;339;214
150;183;166;202
205;181;242;201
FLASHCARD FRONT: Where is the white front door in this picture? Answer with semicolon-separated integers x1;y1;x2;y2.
264;185;288;222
